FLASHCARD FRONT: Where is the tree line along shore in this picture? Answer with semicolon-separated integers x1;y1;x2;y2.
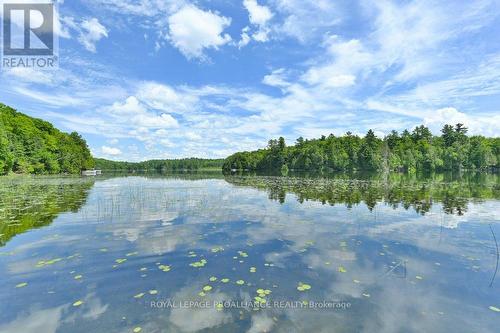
1;103;499;175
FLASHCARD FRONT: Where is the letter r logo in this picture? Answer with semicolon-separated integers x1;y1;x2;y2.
2;3;54;56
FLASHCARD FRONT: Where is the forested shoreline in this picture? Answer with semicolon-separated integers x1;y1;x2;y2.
223;125;500;173
0;103;94;175
94;158;224;172
2;102;499;176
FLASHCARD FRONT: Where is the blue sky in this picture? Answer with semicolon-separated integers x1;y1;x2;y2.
1;0;500;161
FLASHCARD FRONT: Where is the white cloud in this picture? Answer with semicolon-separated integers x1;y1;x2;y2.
244;0;273;26
137;82;198;114
237;27;251;48
167;5;232;59
108;96;179;129
101;146;122;156
242;0;273;43
274;0;340;42
4;68;53;84
78;18;109;53
424;107;500;137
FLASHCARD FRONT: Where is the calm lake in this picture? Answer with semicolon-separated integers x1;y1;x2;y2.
0;173;499;333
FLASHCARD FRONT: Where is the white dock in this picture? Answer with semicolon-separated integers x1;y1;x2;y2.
81;170;102;176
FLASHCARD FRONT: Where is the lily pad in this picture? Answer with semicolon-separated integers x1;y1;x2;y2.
236;280;245;285
158;265;171;272
338;266;347;273
297;282;311;291
15;282;28;288
133;327;142;333
134;293;145;299
73;300;83;307
149;290;158;295
489;306;500;312
203;285;212;292
221;278;230;283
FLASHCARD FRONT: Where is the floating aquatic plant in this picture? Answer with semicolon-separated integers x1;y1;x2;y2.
73;300;83;307
15;282;28;288
338;266;347;273
297;282;311;292
236;280;245;285
158;265;171;272
211;246;224;253
190;259;207;268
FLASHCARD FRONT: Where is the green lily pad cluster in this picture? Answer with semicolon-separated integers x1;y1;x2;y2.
190;259;207;268
256;288;272;298
158;264;171;272
199;285;213;297
297;282;312;292
36;257;63;268
211;246;224;253
238;251;248;258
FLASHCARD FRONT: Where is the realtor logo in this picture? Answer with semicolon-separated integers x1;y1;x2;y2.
1;1;58;69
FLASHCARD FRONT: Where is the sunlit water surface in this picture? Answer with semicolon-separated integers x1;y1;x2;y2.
0;174;499;333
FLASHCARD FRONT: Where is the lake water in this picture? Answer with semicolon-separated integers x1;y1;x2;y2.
0;173;499;333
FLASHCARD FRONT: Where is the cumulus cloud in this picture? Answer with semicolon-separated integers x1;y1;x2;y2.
240;0;273;44
244;0;273;26
101;146;122;156
167;5;232;59
78;18;109;52
423;107;500;137
108;96;179;129
136;82;198;114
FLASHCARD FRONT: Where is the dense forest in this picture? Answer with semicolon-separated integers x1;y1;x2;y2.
223;125;500;173
94;157;224;172
0;103;94;175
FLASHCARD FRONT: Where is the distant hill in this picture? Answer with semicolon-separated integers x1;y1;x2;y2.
0;103;94;175
94;157;224;172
